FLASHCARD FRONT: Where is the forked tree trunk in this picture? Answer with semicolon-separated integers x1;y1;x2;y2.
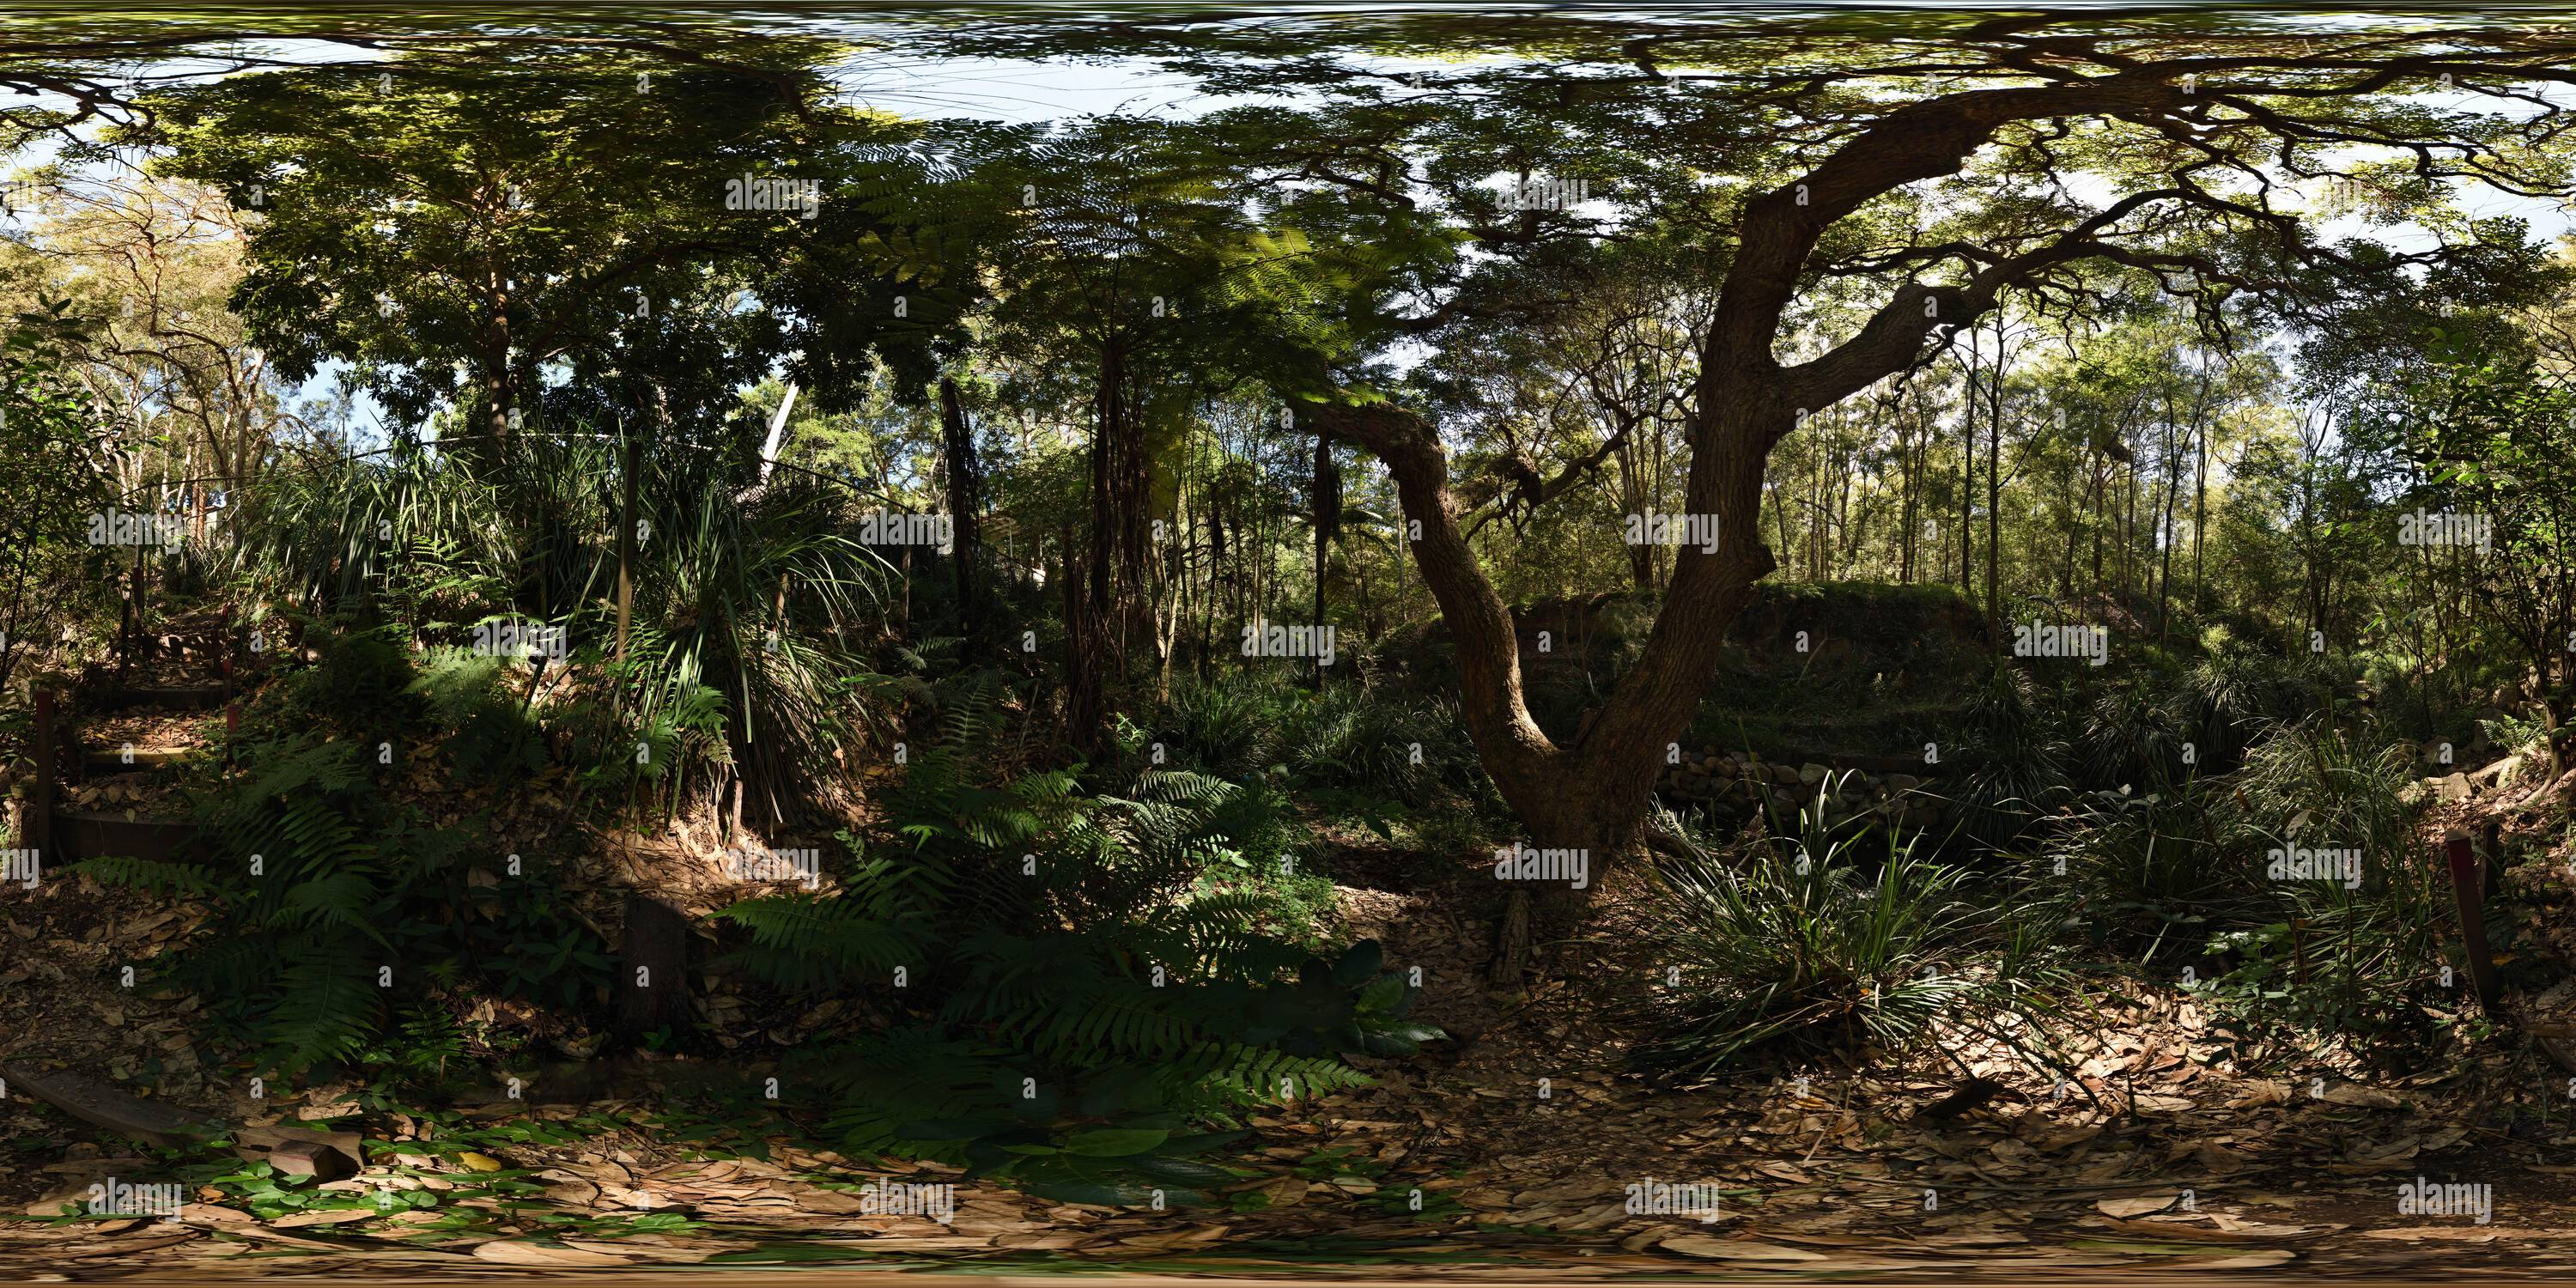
1304;75;2202;984
1309;389;1783;983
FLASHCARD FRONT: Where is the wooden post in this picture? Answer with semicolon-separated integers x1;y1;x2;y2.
28;689;52;863
2445;833;2502;1015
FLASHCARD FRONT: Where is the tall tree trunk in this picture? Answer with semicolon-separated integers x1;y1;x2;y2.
1984;351;2002;626
1959;358;1976;607
939;376;984;641
2191;380;2211;616
477;286;513;471
1062;519;1101;745
1897;413;1918;585
616;421;636;666
2124;454;2138;610
1300;75;2202;982
2058;450;2080;601
1310;382;1783;984
2090;456;2106;598
1312;432;1337;688
2156;392;2182;641
1072;340;1131;751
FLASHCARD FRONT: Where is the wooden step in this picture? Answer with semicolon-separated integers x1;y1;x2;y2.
82;746;197;770
58;811;201;864
95;684;229;712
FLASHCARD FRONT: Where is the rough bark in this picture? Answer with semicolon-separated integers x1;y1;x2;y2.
939;376;985;641
1070;341;1128;752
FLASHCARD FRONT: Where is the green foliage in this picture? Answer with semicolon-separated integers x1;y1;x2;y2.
1634;807;2073;1076
137;46;873;444
74;634;612;1079
226;412;900;820
2194;720;2447;1037
1154;676;1281;779
0;301;118;692
407;646;545;786
1150;671;1488;811
2174;646;2342;770
719;702;1439;1204
2046;714;2448;1047
1953;662;2071;845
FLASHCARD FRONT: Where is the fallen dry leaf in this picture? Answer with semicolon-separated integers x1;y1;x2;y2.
471;1239;638;1267
2096;1195;2180;1219
1660;1235;1828;1261
265;1208;377;1228
2319;1084;2404;1109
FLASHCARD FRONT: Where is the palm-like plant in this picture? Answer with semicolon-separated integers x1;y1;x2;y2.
229;416;901;821
1634;802;2075;1076
623;450;896;816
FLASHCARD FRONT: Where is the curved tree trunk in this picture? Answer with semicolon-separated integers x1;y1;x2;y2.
1303;77;2204;982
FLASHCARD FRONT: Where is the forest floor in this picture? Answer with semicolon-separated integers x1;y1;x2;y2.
9;654;2576;1279
9;841;2576;1282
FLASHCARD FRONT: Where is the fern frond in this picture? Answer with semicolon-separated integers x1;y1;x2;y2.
67;854;214;898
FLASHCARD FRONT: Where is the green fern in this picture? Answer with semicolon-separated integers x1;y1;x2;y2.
737;704;1442;1203
258;942;383;1074
80;714;602;1080
64;855;212;898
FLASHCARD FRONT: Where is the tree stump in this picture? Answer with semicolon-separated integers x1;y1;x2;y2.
615;893;693;1044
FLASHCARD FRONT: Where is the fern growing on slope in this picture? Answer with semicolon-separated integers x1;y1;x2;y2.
716;696;1442;1206
75;627;613;1082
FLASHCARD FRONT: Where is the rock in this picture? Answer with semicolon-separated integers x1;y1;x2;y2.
1769;762;1801;786
2435;773;2474;803
236;1124;368;1182
1799;762;1828;786
269;1139;359;1182
1887;773;1923;793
